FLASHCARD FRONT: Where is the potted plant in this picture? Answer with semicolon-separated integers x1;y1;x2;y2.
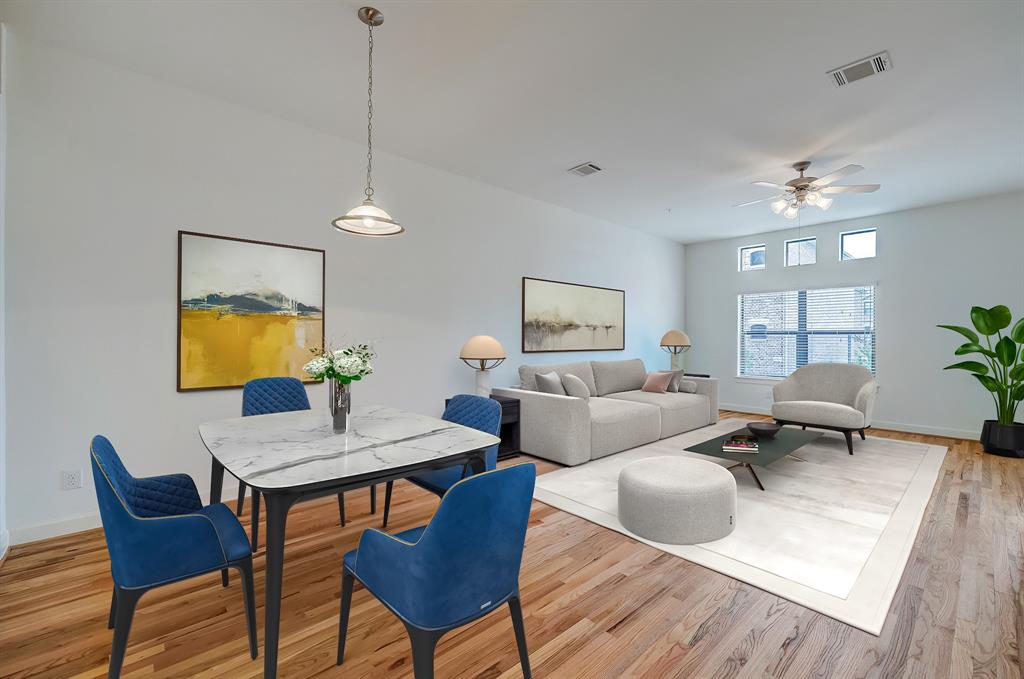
939;305;1024;458
304;343;375;434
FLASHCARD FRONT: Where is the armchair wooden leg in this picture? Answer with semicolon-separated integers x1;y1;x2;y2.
338;493;346;527
405;624;443;679
336;570;355;665
508;595;532;679
236;481;247;516
370;485;377;514
107;589;117;629
108;587;143;679
844;430;854;455
859;429;866;440
251;490;261;552
236;558;258;660
382;481;394;529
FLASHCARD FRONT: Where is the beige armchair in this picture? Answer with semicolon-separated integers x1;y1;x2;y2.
771;363;878;454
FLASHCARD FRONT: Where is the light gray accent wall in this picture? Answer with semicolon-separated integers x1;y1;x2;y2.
3;32;685;542
684;191;1024;439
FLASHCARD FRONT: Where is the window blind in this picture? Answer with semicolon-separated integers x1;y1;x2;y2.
738;285;875;378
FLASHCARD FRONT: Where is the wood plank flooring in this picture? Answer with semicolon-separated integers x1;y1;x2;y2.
0;412;1020;678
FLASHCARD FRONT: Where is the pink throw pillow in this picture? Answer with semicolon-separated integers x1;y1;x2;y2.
642;371;673;393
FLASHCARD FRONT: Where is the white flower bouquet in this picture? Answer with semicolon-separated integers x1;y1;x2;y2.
303;343;375;385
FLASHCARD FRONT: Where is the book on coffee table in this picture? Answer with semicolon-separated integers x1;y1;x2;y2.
722;435;759;453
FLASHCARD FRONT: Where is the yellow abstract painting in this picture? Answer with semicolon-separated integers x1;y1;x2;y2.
178;232;324;391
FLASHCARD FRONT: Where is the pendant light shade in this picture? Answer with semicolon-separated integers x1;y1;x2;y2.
333;7;403;237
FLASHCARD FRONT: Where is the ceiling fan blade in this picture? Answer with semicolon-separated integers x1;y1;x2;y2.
734;194;786;208
821;184;880;194
752;181;792;190
812;164;864;187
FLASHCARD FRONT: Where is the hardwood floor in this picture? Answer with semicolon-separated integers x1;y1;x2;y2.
0;412;1020;678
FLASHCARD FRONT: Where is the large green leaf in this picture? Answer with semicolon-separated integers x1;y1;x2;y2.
1012;317;1024;343
944;361;989;375
996;337;1018;367
1011;364;1024;381
1014;383;1024;401
974;374;1002;392
937;324;980;343
987;305;1012;332
955;342;997;358
971;307;999;335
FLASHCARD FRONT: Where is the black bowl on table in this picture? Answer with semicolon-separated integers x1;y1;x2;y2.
746;422;781;439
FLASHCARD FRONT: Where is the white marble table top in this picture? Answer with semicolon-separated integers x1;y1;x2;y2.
199;405;500;490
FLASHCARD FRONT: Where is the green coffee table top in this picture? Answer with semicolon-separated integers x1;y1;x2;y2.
685;426;823;467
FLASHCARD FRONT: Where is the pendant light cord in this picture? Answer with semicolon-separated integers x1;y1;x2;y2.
365;21;374;200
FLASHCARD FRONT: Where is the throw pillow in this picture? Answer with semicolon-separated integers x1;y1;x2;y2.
641;371;673;393
561;373;590;401
536;371;567;395
659;370;684;392
678;380;698;394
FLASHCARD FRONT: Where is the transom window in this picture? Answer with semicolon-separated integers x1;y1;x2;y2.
739;244;766;271
841;228;876;260
738;285;876;378
785;237;816;267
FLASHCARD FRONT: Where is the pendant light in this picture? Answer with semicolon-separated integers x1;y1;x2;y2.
332;7;404;236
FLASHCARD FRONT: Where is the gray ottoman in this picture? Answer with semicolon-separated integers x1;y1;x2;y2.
618;457;737;544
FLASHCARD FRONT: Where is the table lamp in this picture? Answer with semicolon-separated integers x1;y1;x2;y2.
460;335;506;396
660;329;691;371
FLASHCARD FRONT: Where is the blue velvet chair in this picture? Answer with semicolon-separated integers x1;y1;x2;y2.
238;377;376;549
338;463;536;679
381;394;501;528
90;435;257;679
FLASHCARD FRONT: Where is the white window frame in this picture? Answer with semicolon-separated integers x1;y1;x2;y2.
839;228;877;261
738;243;766;272
784;236;817;267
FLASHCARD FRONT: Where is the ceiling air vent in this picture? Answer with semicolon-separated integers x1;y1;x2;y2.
567;162;602;177
828;51;892;87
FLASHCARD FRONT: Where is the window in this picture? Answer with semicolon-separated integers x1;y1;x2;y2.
739;244;766;271
785;237;816;267
738;285;875;378
841;228;876;260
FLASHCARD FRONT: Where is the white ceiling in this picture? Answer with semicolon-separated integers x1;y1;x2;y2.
4;0;1022;243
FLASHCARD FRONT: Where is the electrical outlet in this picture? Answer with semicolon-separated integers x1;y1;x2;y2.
62;469;83;491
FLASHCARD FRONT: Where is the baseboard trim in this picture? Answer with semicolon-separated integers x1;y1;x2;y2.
0;530;10;571
718;403;980;441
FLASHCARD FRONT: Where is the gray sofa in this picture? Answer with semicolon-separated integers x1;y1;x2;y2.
493;359;718;466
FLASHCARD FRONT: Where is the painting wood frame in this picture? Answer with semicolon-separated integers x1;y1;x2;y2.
177;230;325;392
522;277;625;353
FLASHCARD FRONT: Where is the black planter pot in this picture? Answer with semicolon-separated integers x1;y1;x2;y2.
980;420;1024;458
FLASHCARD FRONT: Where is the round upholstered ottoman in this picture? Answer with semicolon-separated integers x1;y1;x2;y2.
618;457;737;544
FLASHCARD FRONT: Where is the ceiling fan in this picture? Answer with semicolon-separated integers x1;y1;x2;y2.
736;161;880;219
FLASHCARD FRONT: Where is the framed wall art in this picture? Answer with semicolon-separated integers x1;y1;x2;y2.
522;277;625;353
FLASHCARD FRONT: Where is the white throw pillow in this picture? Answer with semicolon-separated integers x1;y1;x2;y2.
561;373;590;401
536;371;567;395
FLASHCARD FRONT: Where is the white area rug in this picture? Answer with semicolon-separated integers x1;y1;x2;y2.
533;418;947;634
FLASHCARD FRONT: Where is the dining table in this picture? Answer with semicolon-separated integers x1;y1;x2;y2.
199;403;501;679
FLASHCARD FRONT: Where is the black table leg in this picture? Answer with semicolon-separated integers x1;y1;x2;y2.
263;491;298;679
468;450;486;475
745;463;765;491
210;458;225;505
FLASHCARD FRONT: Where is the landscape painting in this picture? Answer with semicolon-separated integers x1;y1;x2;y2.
178;231;324;391
522;277;624;352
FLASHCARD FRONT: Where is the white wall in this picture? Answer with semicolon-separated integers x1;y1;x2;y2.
685;190;1024;439
3;33;685;543
0;24;9;559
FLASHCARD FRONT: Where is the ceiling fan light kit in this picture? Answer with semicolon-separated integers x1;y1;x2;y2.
736;161;880;219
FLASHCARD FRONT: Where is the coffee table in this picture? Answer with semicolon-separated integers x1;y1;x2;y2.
684;426;823;490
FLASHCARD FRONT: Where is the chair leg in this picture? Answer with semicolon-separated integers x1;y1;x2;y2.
859;429;866;440
236;481;247;516
107;587;143;679
508;595;532;679
405;624;443;679
382;481;394;529
370;484;377;514
844;430;854;455
236;558;259;660
221;569;229;587
801;425;806;430
336;570;355;665
251;490;261;552
338;493;346;527
107;589;117;629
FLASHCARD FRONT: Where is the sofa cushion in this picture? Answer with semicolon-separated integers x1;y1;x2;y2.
642;372;673;393
519;361;598;396
771;400;865;430
587;397;661;459
536;371;566;395
678;380;698;394
592;359;647;396
606;390;712;438
561;374;590;401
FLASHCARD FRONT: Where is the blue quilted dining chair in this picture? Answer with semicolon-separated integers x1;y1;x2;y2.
90;435;257;679
338;463;536;679
238;377;377;550
381;394;501;528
